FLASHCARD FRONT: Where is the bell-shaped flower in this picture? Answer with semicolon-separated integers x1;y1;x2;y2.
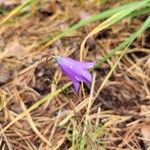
54;56;95;92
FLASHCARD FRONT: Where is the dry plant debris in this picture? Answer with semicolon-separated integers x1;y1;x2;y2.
0;0;150;149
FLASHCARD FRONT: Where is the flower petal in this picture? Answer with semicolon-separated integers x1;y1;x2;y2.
57;56;95;69
58;62;80;92
75;69;92;84
61;63;92;84
82;62;96;69
71;77;80;92
57;56;81;68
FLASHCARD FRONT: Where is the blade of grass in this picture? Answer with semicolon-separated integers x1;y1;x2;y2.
80;0;149;61
0;0;35;26
38;0;150;50
130;7;150;17
94;16;150;68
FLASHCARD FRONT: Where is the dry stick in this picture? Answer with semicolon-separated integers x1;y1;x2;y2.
82;72;96;138
49;110;62;143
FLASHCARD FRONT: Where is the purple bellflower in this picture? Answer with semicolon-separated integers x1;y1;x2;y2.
54;56;95;92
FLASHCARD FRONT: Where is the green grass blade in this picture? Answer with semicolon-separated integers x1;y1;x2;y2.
39;0;150;46
95;16;150;68
57;0;149;38
0;0;35;26
80;0;149;60
130;7;150;17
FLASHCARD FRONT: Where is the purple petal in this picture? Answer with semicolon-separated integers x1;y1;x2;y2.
75;69;92;83
71;78;80;92
56;56;95;70
61;63;92;84
82;62;96;69
58;62;80;92
57;56;81;67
